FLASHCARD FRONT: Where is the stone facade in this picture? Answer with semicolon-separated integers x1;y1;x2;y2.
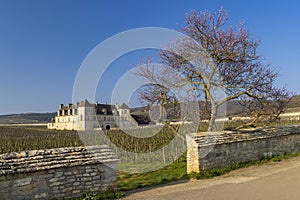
186;125;300;173
47;100;138;131
0;145;118;199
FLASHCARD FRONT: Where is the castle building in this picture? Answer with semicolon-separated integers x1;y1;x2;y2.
47;100;138;130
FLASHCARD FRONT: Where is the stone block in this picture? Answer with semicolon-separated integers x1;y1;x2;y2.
186;126;300;173
50;181;61;187
49;178;59;183
34;193;47;199
13;178;32;187
0;145;118;199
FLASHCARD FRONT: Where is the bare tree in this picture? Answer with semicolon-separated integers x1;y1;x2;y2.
138;83;178;122
136;7;291;131
237;87;292;128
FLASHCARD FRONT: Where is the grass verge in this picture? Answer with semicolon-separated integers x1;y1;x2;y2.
77;189;124;200
117;156;188;191
61;152;300;199
117;152;300;192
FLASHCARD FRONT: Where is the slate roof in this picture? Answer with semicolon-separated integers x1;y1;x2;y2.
119;103;129;109
131;114;151;125
95;104;116;115
79;99;94;107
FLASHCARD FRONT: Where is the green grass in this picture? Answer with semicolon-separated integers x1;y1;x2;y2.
117;152;300;192
77;189;124;200
117;156;188;191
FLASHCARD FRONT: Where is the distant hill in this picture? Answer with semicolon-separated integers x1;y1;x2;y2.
130;94;300;119
0;112;56;124
1;95;299;124
287;95;300;108
217;95;300;116
130;101;247;119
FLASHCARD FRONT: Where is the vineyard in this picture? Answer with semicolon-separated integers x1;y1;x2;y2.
0;126;82;153
1;119;299;167
0;125;191;192
0;125;188;169
1;120;300;192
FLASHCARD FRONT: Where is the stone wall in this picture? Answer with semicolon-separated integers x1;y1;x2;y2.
186;126;300;173
0;145;118;200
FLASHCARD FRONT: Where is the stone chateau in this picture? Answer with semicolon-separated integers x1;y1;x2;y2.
47;100;138;130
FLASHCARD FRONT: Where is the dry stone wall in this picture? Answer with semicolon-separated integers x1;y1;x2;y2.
186;125;300;173
0;145;118;200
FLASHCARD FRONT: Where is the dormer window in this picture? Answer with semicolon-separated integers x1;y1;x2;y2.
101;108;107;114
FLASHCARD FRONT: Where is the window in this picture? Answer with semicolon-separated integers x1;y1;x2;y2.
101;108;107;114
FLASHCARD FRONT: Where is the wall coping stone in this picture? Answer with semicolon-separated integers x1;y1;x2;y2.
0;145;118;175
187;125;300;147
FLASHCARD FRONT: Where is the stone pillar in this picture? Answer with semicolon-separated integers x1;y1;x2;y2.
186;133;200;174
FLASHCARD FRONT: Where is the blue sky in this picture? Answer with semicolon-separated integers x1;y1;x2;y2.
0;0;300;114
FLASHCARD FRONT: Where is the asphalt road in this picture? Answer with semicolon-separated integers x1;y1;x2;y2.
123;156;300;200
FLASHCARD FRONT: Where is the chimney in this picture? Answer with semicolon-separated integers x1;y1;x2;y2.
60;104;64;109
68;103;73;108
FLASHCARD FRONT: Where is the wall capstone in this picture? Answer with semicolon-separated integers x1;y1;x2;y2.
186;125;300;173
0;145;118;200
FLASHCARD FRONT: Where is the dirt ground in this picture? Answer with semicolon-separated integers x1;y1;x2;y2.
123;156;300;200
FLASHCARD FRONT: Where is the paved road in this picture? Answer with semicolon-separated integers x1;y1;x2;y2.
123;156;300;200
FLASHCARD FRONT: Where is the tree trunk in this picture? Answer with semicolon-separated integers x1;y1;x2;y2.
208;103;218;132
236;115;259;130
